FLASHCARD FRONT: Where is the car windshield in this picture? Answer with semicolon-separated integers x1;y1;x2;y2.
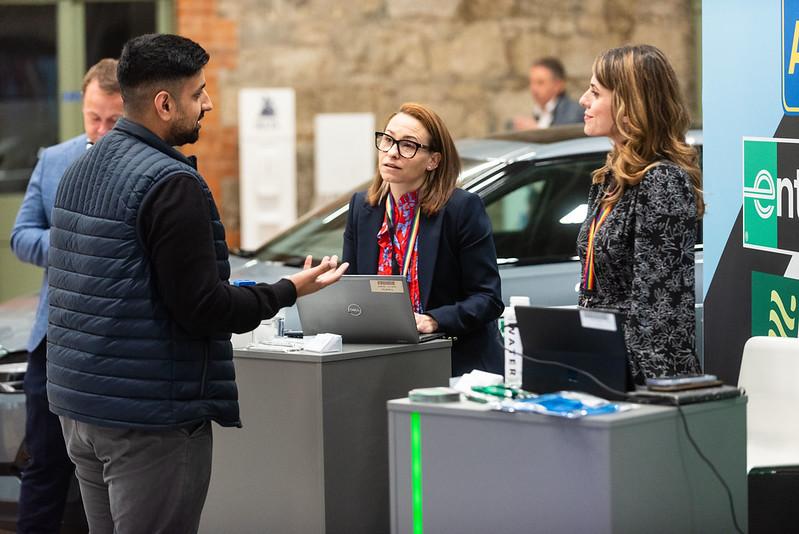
253;157;491;265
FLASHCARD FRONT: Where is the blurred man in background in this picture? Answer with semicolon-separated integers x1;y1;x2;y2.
513;57;583;131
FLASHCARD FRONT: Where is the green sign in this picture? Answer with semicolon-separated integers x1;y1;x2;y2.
743;138;778;250
752;271;799;337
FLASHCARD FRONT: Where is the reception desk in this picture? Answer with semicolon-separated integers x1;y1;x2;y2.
388;396;747;534
200;339;451;534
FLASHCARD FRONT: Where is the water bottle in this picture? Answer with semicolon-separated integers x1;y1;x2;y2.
504;296;530;387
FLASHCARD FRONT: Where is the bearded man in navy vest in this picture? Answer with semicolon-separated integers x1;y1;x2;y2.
47;34;348;533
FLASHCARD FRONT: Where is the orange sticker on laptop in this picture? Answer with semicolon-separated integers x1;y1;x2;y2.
369;280;404;293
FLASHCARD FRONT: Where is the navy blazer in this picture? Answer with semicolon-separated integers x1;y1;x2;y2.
343;188;504;375
552;94;584;126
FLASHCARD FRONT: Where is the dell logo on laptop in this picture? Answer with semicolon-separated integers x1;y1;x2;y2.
347;304;362;317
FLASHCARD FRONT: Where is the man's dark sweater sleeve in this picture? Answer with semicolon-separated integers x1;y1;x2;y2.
139;174;297;336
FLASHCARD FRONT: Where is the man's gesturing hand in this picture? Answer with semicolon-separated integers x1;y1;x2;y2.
287;255;349;297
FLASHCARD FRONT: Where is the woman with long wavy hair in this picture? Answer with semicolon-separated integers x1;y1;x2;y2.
577;44;703;383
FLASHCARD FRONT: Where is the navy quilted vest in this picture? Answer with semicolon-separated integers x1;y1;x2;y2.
47;118;240;429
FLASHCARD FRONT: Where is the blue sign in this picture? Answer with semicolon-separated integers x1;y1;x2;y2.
784;0;799;113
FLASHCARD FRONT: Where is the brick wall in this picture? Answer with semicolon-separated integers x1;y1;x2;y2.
177;0;242;247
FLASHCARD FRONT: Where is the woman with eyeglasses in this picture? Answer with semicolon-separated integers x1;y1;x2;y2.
342;102;503;376
577;44;703;383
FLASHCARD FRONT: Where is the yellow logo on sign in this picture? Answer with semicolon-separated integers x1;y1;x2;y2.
783;0;799;112
769;290;797;336
790;21;799;74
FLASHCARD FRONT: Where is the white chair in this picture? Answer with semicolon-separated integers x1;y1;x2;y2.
738;336;799;472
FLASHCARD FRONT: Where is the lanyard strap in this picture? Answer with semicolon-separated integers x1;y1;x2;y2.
386;194;421;277
581;204;612;294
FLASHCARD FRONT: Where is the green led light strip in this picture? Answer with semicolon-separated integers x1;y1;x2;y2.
410;412;423;534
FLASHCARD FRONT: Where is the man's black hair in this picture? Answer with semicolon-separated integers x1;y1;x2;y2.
117;33;209;110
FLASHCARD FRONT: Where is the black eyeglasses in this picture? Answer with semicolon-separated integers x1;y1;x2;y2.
374;132;432;159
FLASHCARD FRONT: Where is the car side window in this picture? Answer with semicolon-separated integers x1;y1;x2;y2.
485;181;546;233
482;156;605;264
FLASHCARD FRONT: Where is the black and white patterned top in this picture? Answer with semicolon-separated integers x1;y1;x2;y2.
577;161;701;382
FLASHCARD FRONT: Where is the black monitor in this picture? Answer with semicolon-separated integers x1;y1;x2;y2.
515;306;633;400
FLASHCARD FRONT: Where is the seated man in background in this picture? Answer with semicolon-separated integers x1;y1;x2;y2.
513;57;584;131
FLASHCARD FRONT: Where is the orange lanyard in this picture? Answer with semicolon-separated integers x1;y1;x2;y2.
581;205;612;293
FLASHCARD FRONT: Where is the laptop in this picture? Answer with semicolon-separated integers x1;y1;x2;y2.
515;306;633;400
296;275;444;344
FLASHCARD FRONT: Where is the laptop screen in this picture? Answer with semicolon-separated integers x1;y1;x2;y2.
515;306;633;400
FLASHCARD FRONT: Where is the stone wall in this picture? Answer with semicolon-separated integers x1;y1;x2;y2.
178;0;699;249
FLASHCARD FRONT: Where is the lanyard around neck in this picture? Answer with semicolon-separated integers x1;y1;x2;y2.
581;204;613;294
386;194;421;277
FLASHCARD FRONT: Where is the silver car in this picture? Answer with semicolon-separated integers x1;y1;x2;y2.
233;125;704;355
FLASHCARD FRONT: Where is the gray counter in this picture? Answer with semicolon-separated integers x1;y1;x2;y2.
200;339;451;534
388;396;747;534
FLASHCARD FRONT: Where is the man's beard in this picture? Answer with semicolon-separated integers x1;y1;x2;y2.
167;113;202;146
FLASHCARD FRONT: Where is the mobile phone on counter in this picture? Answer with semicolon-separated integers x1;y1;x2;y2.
645;374;723;391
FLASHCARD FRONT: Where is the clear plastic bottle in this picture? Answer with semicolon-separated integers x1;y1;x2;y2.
504;296;530;387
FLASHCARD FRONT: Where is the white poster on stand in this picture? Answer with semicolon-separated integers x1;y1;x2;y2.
238;88;296;250
314;113;375;207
